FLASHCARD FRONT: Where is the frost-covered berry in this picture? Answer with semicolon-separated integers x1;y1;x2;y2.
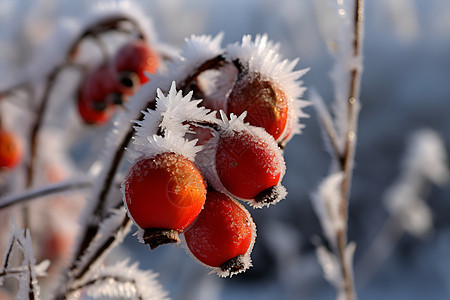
113;40;160;86
123;152;207;249
77;64;117;125
184;190;255;277
226;34;310;144
227;73;288;141
215;129;285;204
0;129;22;170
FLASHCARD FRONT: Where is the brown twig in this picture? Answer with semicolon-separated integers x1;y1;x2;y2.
333;1;364;300
0;179;92;210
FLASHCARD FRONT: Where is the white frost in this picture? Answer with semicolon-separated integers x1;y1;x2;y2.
311;172;345;249
132;81;217;161
85;259;169;300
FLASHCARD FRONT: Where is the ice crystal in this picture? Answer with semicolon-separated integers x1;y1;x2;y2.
156;33;225;86
311;172;345;249
85;259;168;300
0;222;49;299
132;81;217;161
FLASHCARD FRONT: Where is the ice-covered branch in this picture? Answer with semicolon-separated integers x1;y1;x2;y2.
0;178;92;210
0;223;49;299
67;259;168;300
312;1;364;299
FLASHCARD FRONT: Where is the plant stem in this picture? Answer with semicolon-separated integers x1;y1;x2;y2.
0;179;92;210
334;0;364;299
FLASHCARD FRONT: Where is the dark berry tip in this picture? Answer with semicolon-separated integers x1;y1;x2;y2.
220;255;246;275
254;185;281;206
143;228;180;250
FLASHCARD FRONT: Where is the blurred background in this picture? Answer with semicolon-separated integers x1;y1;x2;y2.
0;0;449;299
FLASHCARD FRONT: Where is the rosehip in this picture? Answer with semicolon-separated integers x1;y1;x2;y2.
184;190;255;276
215;129;285;202
122;152;206;249
77;64;118;125
114;40;160;86
227;73;288;141
0;129;22;170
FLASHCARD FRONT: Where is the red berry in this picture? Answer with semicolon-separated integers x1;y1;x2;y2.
215;130;284;200
184;190;255;276
77;64;118;125
0;130;22;170
114;40;160;85
77;91;112;125
227;74;288;141
123;152;206;248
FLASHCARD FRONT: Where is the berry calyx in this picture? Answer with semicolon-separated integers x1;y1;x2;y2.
0;130;22;170
122;152;207;249
184;190;255;276
227;73;288;141
114;40;160;85
215;129;284;201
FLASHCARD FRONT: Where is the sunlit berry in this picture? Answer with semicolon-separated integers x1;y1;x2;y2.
227;74;288;141
215;130;284;201
0;130;22;170
114;40;160;86
122;152;206;249
184;190;255;276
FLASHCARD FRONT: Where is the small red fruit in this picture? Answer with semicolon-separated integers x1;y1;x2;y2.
123;152;206;249
114;40;160;86
77;64;117;125
77;91;112;125
227;73;288;141
215;130;284;201
0;130;22;170
184;190;255;276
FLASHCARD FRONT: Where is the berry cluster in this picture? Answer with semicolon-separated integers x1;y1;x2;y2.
121;34;308;277
77;40;160;125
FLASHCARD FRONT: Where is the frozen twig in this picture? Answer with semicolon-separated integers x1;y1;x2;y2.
0;223;49;299
313;1;364;299
0;179;92;210
66;259;168;300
